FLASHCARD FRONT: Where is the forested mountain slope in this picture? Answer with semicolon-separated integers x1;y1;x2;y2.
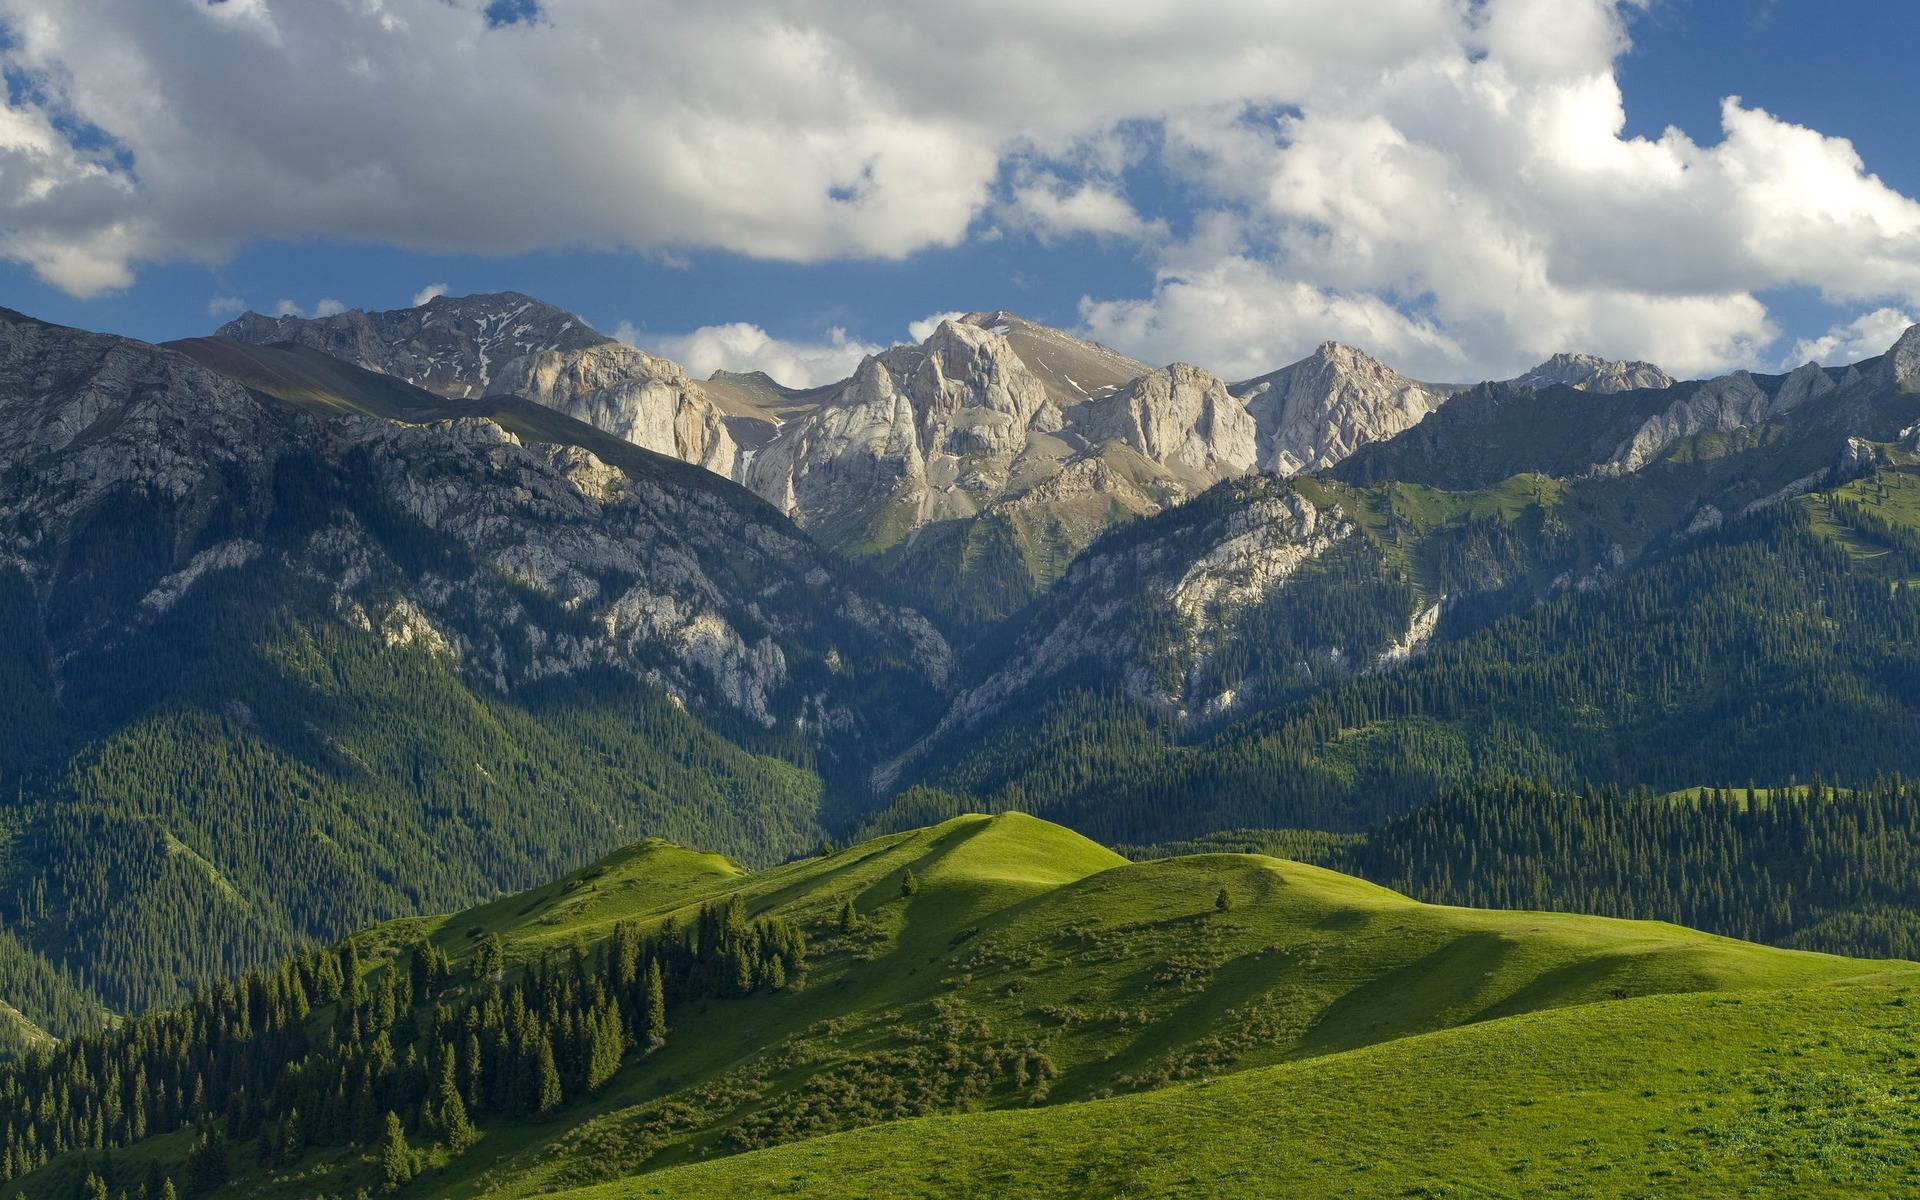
0;309;948;1018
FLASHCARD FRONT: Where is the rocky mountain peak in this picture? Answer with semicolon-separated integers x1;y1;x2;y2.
1232;342;1447;476
1512;352;1675;394
1881;324;1920;393
1077;361;1255;475
950;310;1151;408
218;291;610;399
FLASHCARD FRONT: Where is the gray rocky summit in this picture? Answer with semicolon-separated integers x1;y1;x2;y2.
1511;352;1676;395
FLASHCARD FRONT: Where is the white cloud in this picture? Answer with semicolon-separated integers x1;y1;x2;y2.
1004;176;1167;244
0;0;1458;291
2;0;1918;378
1076;0;1920;379
273;299;302;317
622;322;883;388
1790;308;1917;368
412;282;449;306
207;295;246;317
312;297;347;317
1080;250;1467;381
907;311;966;343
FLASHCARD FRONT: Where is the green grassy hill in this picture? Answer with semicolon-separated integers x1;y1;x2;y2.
6;814;1905;1199
594;970;1920;1199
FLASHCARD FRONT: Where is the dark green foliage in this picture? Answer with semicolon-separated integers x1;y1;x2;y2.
0;902;806;1188
379;1112;413;1190
878;508;1920;846
0;583;826;1016
1336;777;1920;959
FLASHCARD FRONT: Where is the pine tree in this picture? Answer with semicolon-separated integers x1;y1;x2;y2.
644;959;667;1049
900;869;919;898
1215;886;1233;913
838;895;858;932
380;1112;414;1192
534;1035;562;1115
435;1047;476;1152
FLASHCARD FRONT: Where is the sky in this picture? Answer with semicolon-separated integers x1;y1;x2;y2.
3;0;1919;387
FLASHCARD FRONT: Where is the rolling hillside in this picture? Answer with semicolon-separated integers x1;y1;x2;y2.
598;970;1920;1199
2;814;1902;1199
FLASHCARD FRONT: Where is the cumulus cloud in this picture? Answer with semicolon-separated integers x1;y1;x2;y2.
412;282;450;306
621;322;883;389
273;299;302;317
3;0;1919;378
0;0;1449;293
1789;308;1917;368
907;312;967;343
1076;0;1920;379
207;295;246;317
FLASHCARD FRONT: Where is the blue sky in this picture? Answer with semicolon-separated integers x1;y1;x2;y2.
3;1;1919;385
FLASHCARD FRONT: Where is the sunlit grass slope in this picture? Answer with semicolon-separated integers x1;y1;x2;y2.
18;812;1899;1200
375;812;1894;1198
586;971;1920;1199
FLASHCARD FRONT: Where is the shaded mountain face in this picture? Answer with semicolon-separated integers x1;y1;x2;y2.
220;294;762;479
11;310;950;733
0;309;954;1011
218;292;607;399
1338;332;1920;491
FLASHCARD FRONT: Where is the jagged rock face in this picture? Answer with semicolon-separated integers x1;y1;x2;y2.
1602;362;1840;474
953;310;1151;408
878;477;1391;787
1883;325;1920;394
222;292;746;481
744;320;1061;542
1512;352;1675;394
1232;342;1449;476
1077;362;1256;475
500;341;738;476
1;309;950;737
218;292;606;399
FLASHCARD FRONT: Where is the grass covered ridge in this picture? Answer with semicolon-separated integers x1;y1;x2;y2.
7;812;1908;1199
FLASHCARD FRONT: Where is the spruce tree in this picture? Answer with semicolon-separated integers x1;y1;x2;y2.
838;896;858;932
900;869;919;898
435;1047;476;1151
644;959;668;1049
380;1112;413;1192
534;1036;562;1115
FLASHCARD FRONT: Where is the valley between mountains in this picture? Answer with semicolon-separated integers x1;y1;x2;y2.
3;291;1920;1197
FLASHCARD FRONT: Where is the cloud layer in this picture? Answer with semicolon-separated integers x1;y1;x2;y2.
3;0;1919;379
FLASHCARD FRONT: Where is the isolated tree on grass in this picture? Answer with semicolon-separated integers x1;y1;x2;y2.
838;895;859;932
1215;886;1233;913
901;869;919;898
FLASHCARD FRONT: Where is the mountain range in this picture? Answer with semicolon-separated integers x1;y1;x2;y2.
4;288;1920;1196
2;289;1918;1030
215;295;1666;628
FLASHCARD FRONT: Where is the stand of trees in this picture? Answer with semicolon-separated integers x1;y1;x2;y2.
0;895;804;1193
1339;776;1920;960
